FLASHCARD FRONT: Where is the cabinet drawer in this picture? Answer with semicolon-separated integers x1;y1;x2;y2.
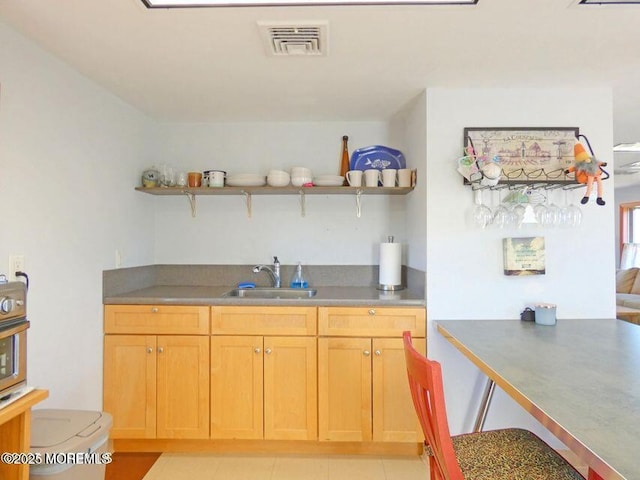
211;306;317;335
104;305;210;334
318;307;425;337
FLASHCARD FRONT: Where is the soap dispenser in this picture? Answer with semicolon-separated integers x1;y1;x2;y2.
290;262;308;289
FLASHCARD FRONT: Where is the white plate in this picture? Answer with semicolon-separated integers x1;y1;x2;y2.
226;175;266;187
313;175;345;186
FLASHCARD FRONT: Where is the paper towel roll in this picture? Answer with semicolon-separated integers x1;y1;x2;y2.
378;242;402;290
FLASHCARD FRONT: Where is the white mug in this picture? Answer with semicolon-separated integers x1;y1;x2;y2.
346;170;363;187
206;170;226;187
364;169;382;187
397;169;412;187
381;169;397;187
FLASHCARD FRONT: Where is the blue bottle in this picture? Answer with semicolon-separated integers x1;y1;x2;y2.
290;262;308;288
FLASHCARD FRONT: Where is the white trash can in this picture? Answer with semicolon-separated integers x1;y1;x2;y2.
30;409;112;480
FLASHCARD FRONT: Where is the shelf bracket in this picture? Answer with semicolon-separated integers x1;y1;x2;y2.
242;191;252;218
299;190;306;217
183;192;197;218
355;189;363;218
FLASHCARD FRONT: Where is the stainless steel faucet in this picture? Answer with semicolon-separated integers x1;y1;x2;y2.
253;256;281;288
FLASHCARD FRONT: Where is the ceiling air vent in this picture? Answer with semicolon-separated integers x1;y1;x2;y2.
258;21;328;56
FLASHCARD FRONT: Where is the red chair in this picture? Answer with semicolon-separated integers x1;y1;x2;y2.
402;331;585;480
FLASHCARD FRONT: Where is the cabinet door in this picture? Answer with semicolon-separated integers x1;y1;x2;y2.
211;306;316;335
318;337;372;442
104;335;157;439
210;335;263;439
372;337;424;442
104;305;209;334
318;307;426;338
156;336;210;439
264;336;317;440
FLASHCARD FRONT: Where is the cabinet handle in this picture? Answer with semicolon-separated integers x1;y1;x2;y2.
147;347;153;354
254;348;261;354
265;348;272;355
363;350;371;356
151;307;159;313
158;347;164;353
368;309;376;316
374;350;381;356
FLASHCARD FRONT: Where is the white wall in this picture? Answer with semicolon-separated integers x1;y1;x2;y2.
425;88;616;443
0;21;155;409
148;122;412;265
390;92;427;273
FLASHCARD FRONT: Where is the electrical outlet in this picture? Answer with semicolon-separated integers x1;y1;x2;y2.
9;255;25;280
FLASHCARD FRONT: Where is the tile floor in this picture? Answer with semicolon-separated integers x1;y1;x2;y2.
142;453;428;480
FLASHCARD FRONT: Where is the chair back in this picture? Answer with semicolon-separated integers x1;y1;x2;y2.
403;331;464;480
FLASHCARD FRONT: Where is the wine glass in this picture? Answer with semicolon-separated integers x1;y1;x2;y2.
512;203;526;228
492;189;510;229
562;189;583;227
471;190;493;229
543;189;562;227
534;196;549;227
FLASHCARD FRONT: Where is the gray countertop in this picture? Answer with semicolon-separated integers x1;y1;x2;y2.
437;319;639;480
104;285;426;307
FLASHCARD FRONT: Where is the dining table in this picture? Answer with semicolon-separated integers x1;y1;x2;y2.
437;318;639;480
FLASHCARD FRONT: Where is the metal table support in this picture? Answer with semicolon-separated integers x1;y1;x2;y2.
473;378;496;432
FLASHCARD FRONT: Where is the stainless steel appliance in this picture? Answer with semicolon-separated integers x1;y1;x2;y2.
0;275;28;399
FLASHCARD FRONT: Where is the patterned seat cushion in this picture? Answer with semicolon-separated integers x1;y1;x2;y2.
425;428;584;480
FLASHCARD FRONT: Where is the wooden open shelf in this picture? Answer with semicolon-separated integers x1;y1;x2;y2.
135;185;415;217
135;186;414;196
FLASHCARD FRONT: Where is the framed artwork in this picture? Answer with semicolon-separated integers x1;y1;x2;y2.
464;127;579;182
503;237;546;276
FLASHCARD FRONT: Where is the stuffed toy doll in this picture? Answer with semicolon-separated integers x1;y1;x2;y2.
564;140;607;206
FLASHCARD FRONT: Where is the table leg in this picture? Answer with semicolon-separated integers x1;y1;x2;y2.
473;378;496;433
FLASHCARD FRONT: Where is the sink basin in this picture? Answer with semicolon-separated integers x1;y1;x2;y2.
223;288;317;299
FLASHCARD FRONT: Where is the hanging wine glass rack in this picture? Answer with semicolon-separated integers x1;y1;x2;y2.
462;133;610;192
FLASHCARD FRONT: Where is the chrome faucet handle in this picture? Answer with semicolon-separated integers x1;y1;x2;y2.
272;256;281;288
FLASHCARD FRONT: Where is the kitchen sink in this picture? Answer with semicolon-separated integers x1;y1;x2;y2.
223;287;317;299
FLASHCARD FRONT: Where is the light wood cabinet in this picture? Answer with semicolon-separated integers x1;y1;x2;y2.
318;306;426;443
104;334;157;438
103;305;210;439
210;335;263;439
105;304;209;334
156;335;210;438
210;306;317;440
104;303;426;452
318;337;372;441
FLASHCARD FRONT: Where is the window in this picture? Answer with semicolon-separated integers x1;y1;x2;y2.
620;201;640;268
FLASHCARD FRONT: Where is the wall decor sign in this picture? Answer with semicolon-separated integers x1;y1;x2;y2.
464;127;579;182
503;237;546;276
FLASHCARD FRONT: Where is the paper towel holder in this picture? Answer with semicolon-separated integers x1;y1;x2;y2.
377;236;405;291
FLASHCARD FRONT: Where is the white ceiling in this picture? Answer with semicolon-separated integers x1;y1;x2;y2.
1;0;640;183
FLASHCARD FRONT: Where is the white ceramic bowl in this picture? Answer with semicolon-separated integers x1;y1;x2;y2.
267;174;290;187
291;167;312;178
268;169;289;176
291;176;313;187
